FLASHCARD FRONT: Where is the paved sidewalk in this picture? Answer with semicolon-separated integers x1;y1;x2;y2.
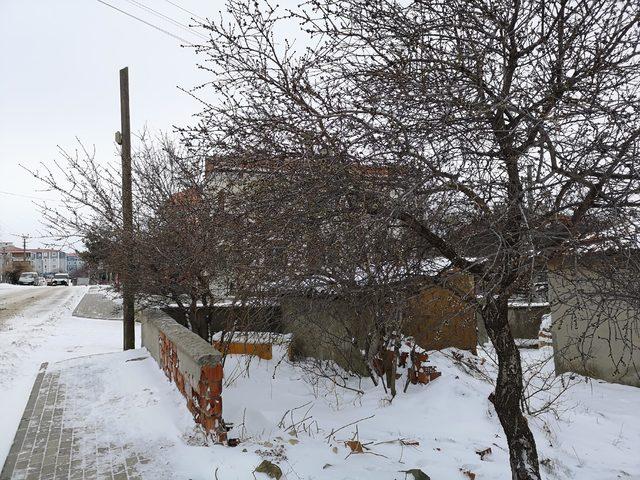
72;288;122;321
1;360;148;480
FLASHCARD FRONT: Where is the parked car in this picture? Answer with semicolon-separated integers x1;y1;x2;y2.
18;272;39;286
50;273;70;286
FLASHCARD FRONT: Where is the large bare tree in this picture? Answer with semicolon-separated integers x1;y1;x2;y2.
183;1;640;478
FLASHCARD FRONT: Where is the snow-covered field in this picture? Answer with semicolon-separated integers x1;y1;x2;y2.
0;285;638;479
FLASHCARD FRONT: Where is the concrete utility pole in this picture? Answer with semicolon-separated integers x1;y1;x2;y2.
119;67;135;350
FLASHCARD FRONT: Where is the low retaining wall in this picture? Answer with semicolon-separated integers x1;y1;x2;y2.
140;309;227;441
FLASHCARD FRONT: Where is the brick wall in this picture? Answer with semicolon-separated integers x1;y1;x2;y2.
141;309;227;442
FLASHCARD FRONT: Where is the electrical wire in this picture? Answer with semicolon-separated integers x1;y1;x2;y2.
0;190;61;202
121;0;208;41
95;0;197;46
162;0;208;24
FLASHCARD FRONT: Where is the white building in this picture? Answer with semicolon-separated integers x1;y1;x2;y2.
31;249;68;274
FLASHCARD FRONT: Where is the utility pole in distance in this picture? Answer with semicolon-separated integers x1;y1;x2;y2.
119;67;135;350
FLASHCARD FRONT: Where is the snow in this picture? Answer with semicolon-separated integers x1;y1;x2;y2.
47;349;199;479
209;348;640;479
539;313;552;331
1;286;638;479
508;301;550;308
0;286;140;464
515;338;540;348
90;284;124;305
211;331;292;345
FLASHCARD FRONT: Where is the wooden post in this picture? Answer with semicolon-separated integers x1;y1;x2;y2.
120;67;135;350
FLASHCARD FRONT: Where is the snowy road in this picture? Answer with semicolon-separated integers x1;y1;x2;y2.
0;285;71;327
0;285;140;468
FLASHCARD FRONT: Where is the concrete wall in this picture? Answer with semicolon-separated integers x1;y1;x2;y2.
281;296;372;375
281;283;477;375
548;268;640;387
162;305;282;335
477;304;550;344
140;309;227;440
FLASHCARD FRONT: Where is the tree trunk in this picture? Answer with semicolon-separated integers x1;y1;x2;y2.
189;296;208;340
483;298;541;480
383;347;397;398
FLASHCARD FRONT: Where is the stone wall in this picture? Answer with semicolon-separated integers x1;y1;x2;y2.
281;296;372;375
162;304;282;334
140;309;227;441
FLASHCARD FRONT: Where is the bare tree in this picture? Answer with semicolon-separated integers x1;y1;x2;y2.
182;1;640;478
29;135;234;340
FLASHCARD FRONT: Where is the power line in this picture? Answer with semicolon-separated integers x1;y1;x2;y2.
95;0;196;46
162;0;208;24
121;0;209;41
0;190;61;202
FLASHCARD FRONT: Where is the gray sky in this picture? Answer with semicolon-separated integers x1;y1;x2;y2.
0;0;217;250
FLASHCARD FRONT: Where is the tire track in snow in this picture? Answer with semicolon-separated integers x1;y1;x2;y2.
0;287;85;386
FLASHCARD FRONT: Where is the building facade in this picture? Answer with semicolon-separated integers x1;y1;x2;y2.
66;253;85;274
549;256;640;387
1;243;77;279
0;242;16;281
31;249;67;274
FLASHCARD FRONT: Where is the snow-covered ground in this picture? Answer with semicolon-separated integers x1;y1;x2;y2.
197;346;640;480
0;285;140;465
0;285;638;479
75;345;639;479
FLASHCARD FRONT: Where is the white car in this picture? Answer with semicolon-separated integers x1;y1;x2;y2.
50;273;70;286
18;272;39;286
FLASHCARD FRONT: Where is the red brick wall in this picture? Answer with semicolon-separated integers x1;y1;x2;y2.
158;332;226;442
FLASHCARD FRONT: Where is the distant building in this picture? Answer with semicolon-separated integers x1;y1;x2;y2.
0;243;35;281
5;246;34;266
1;246;68;275
66;252;85;274
30;249;67;274
0;242;17;281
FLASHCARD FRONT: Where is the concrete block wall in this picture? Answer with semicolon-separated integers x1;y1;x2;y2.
548;268;640;387
140;309;227;441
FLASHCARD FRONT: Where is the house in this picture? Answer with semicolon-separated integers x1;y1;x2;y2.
0;245;69;276
0;242;17;281
200;157;478;366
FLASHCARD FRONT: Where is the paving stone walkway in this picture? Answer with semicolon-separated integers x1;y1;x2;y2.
1;362;146;480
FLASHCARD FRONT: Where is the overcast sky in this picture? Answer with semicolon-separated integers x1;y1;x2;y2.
0;0;223;250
